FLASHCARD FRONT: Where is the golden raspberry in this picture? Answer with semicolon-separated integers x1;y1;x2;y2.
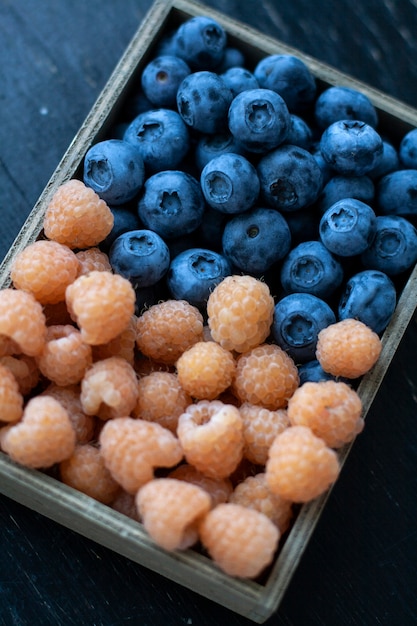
42;383;96;444
316;318;382;379
92;315;138;366
11;240;80;305
111;489;141;521
0;354;40;396
0;336;20;357
136;300;204;365
176;341;236;400
43;179;114;249
0;288;47;356
266;426;340;503
99;417;183;494
232;343;299;410
66;271;135;345
239;402;290;465
287;380;364;448
75;247;112;276
177;400;244;479
36;325;93;386
60;443;120;504
2;395;76;468
199;503;279;578
136;478;211;551
168;463;233;507
207;275;274;353
132;371;192;432
80;357;138;420
0;363;23;423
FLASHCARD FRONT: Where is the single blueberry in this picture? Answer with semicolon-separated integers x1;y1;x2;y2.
138;170;205;240
176;71;233;134
368;139;400;180
272;292;336;363
216;47;246;73
100;205;143;253
314;86;378;130
317;174;375;214
283;114;313;150
298;360;336;384
109;229;170;288
195;132;246;171
83;139;145;205
220;66;259;96
319;198;377;256
228;88;291;153
280;240;344;299
257;145;323;212
320;120;384;176
376;169;417;217
140;55;191;108
200;153;260;214
167;247;232;308
221;207;292;274
338;269;397;334
173;16;227;70
361;215;417;275
399;128;417;169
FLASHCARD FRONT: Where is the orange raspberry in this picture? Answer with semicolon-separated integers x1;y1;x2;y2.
43;179;114;249
80;357;138;420
66;270;135;345
168;463;233;507
59;443;120;504
2;395;76;468
207;275;274;353
99;417;183;493
0;354;40;396
176;341;236;400
42;383;96;444
92;315;138;366
232;343;299;410
111;489;141;521
75;247;112;276
266;426;340;502
316;318;382;379
229;472;293;533
0;363;23;423
136;478;211;551
36;325;93;386
132;371;192;432
239;402;290;465
199;503;279;578
0;336;20;357
10;240;80;305
177;400;244;479
136;300;204;365
287;380;364;448
0;288;47;356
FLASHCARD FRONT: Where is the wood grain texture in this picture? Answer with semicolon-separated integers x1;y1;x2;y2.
1;1;417;625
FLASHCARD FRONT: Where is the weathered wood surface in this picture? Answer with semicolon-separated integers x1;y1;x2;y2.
1;0;417;624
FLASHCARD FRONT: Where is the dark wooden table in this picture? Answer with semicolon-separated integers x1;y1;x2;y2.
1;1;417;624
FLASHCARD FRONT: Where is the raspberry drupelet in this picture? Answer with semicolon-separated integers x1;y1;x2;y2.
0;363;24;423
43;179;114;249
266;425;340;503
66;270;136;345
75;248;112;276
177;400;244;479
232;343;299;410
287;380;364;448
136;478;212;551
0;288;47;357
10;240;80;305
207;275;275;353
176;341;236;400
36;325;93;387
136;299;204;365
239;403;290;465
168;463;233;507
199;502;280;578
316;318;382;379
42;383;96;444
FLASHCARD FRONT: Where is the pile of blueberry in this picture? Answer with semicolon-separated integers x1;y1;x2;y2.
81;14;417;380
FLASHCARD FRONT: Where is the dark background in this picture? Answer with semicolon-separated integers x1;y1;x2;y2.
1;1;417;625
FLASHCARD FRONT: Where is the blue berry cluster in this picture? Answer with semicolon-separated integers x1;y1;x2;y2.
80;14;417;381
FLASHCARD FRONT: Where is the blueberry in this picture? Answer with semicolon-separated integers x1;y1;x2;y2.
254;54;316;113
228;88;291;153
317;174;375;213
167;247;232;308
140;55;191;108
280;240;344;299
173;16;227;70
338;269;397;334
319;198;377;256
298;360;336;384
314;86;378;130
123;108;190;173
399;128;417;168
361;215;417;275
283;114;313;150
200;153;260;214
376;169;417;217
257;145;323;212
368;139;400;180
320;120;383;176
138;170;205;240
216;47;246;72
176;71;233;134
83;139;145;205
272;292;336;363
220;67;259;96
109;229;170;288
221;207;292;275
195;132;246;171
100;205;143;253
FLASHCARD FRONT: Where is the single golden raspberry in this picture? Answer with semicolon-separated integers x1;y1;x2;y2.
207;275;274;353
176;341;236;400
0;288;47;356
0;354;40;396
239;402;290;465
36;325;93;386
43;179;114;249
168;464;233;507
42;383;96;444
0;363;24;423
75;247;112;276
92;315;138;366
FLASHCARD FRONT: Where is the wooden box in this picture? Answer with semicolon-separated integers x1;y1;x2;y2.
1;1;417;622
